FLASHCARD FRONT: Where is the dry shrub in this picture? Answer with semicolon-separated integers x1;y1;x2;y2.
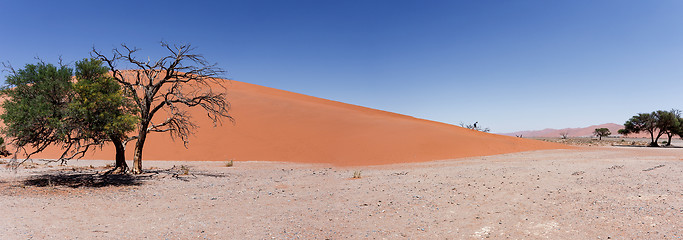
353;170;362;179
180;165;189;175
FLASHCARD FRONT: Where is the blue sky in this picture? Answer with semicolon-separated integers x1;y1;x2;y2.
1;0;682;133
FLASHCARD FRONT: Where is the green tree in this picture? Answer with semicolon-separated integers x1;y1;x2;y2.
1;59;138;170
656;109;681;146
617;129;628;136
620;112;661;146
619;110;682;147
0;62;75;160
69;58;138;172
0;136;9;157
593;128;611;140
93;42;233;174
677;116;683;141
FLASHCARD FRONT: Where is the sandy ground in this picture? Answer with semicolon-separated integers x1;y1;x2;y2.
0;147;681;239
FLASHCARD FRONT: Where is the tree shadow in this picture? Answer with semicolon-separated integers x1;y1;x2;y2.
612;145;649;148
22;171;143;188
613;145;683;148
143;167;229;182
19;166;229;188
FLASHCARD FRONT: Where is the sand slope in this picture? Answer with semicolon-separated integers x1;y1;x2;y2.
27;80;570;166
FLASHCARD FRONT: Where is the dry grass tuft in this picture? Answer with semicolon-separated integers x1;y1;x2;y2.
352;170;362;179
180;165;190;175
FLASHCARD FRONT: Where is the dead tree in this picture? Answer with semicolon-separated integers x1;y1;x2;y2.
459;121;490;133
93;42;233;174
560;131;569;139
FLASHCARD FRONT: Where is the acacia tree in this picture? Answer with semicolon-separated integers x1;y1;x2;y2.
69;59;138;172
593;128;611;140
560;131;569;139
93;42;233;174
619;110;683;147
656;109;681;146
1;62;75;162
677;116;683;141
1;60;136;168
620;112;661;146
0;137;8;157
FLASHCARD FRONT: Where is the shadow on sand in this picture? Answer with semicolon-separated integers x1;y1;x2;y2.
22;171;143;188
612;145;683;148
21;166;229;188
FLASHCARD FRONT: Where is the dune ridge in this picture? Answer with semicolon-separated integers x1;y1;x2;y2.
26;79;571;166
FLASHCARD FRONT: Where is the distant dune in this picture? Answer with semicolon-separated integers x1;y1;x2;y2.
501;123;648;138
20;79;571;166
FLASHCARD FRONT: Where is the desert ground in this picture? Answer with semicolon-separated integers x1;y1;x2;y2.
1;146;680;239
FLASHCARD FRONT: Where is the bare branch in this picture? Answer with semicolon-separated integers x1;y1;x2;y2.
92;41;233;173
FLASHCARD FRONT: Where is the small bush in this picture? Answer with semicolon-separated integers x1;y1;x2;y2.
225;160;234;167
353;170;362;179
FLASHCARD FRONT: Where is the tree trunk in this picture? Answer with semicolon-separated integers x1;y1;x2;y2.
111;136;128;173
132;130;147;174
648;130;657;147
651;131;664;147
666;133;673;146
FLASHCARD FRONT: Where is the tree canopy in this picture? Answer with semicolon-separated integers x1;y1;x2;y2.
593;128;611;140
620;109;682;147
69;58;138;171
93;42;233;174
1;59;138;168
1;61;74;159
654;110;681;146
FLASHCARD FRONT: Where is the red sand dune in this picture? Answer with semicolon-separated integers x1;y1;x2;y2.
21;80;571;166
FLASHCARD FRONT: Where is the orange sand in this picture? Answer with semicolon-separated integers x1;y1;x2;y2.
20;80;571;166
